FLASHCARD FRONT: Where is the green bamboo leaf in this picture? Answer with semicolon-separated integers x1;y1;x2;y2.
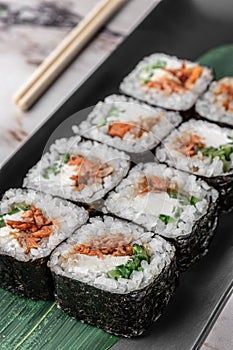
0;287;119;350
14;306;119;350
198;44;233;79
0;288;54;350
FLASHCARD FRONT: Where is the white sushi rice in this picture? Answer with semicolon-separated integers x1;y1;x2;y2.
49;216;175;294
23;136;130;203
104;162;218;239
196;77;233;127
156;119;233;177
72;94;182;153
0;188;89;262
120;53;213;111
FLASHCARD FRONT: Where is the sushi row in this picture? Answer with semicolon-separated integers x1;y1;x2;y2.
0;52;232;338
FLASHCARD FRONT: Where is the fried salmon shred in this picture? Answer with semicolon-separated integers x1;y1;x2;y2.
176;133;206;157
136;175;170;195
67;155;114;191
107;122;136;138
107;115;162;139
145;63;203;94
7;205;54;253
73;234;133;259
214;78;233;112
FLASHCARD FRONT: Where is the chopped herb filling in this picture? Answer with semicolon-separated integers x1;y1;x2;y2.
196;142;233;172
159;214;175;225
107;244;149;280
159;191;200;225
140;60;167;83
0;217;5;228
98;107;126;128
190;195;199;205
0;203;30;228
43;153;70;179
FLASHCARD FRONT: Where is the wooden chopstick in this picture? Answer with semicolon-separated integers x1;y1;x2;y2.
14;0;128;111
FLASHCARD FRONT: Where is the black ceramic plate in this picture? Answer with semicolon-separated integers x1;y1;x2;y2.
1;0;233;349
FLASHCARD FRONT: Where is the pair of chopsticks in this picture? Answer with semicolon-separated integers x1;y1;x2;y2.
14;0;128;111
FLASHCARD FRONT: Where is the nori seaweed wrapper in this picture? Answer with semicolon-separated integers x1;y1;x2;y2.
199;173;233;212
0;255;53;300
166;197;219;271
180;107;197;121
52;256;178;337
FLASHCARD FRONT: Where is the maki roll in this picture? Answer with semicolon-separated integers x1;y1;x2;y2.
0;188;88;299
49;216;177;337
120;53;213;111
72;94;182;153
23;136;130;205
104;163;218;271
156;119;233;210
196;77;233;128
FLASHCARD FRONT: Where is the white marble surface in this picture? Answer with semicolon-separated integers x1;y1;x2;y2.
0;1;232;349
0;0;157;164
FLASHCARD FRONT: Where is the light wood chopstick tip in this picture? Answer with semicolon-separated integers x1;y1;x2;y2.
13;0;128;111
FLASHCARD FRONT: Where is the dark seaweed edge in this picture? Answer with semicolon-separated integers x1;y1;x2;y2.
163;195;219;271
0;255;54;300
52;255;178;337
199;173;233;212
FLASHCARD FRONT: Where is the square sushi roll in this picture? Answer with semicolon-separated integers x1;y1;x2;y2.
120;53;213;111
156;119;233;210
104;163;219;271
49;216;177;337
72;94;182;153
0;188;88;299
23;136;130;204
195;77;233;128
